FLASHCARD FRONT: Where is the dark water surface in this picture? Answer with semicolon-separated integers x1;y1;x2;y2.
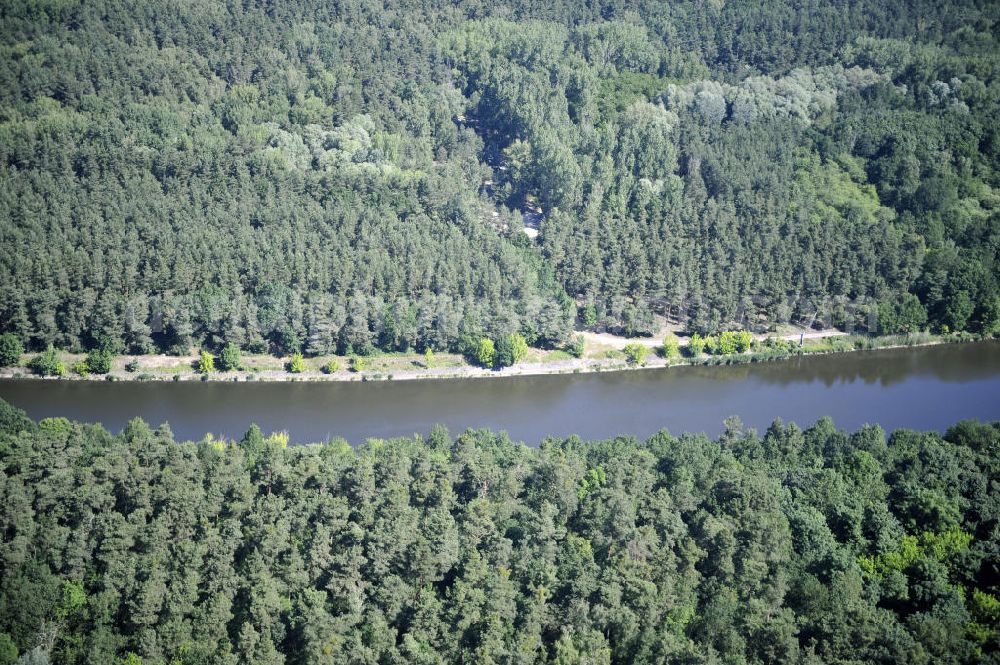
2;342;999;444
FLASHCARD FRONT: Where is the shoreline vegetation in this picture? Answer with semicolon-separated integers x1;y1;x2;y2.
1;329;993;384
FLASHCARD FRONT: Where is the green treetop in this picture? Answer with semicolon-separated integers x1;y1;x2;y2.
477;338;496;368
198;350;215;374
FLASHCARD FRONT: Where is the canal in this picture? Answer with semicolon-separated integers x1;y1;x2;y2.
1;341;998;444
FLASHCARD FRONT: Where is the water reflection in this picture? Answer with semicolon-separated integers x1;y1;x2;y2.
669;341;1000;388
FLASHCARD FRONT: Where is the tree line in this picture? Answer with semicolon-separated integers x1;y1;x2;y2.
0;400;997;663
0;0;997;356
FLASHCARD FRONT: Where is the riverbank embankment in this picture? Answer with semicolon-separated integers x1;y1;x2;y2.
0;330;990;384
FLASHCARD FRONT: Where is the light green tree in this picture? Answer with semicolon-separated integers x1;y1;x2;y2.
661;335;680;361
703;335;720;355
718;332;739;355
511;333;529;363
57;580;86;621
198;350;215;374
687;333;705;356
288;352;305;373
0;632;16;665
735;331;753;353
477;338;496;368
623;343;648;365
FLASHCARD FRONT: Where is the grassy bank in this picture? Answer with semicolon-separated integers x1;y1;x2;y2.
0;331;993;384
676;331;989;369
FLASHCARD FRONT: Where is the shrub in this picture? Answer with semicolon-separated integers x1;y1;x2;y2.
718;332;739;355
29;346;66;377
759;337;796;355
703;335;720;355
0;333;23;367
288;352;305;373
322;359;340;374
72;360;90;376
623;343;649;366
735;330;753;353
218;342;242;371
661;335;680;360
567;334;586;358
349;356;366;372
476;338;495;368
687;333;705;356
197;350;215;374
85;348;113;374
512;333;529;363
125;358;140;372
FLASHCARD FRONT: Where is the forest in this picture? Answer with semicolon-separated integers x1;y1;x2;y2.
1;0;999;357
0;399;997;664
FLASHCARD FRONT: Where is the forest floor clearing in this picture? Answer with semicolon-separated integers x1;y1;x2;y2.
0;331;981;385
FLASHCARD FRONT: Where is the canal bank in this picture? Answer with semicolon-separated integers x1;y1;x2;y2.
2;340;998;444
0;331;987;385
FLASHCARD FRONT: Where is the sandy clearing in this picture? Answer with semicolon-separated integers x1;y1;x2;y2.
581;327;848;351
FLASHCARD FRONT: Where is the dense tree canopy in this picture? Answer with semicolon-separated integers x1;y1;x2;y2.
0;400;997;663
0;0;997;354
